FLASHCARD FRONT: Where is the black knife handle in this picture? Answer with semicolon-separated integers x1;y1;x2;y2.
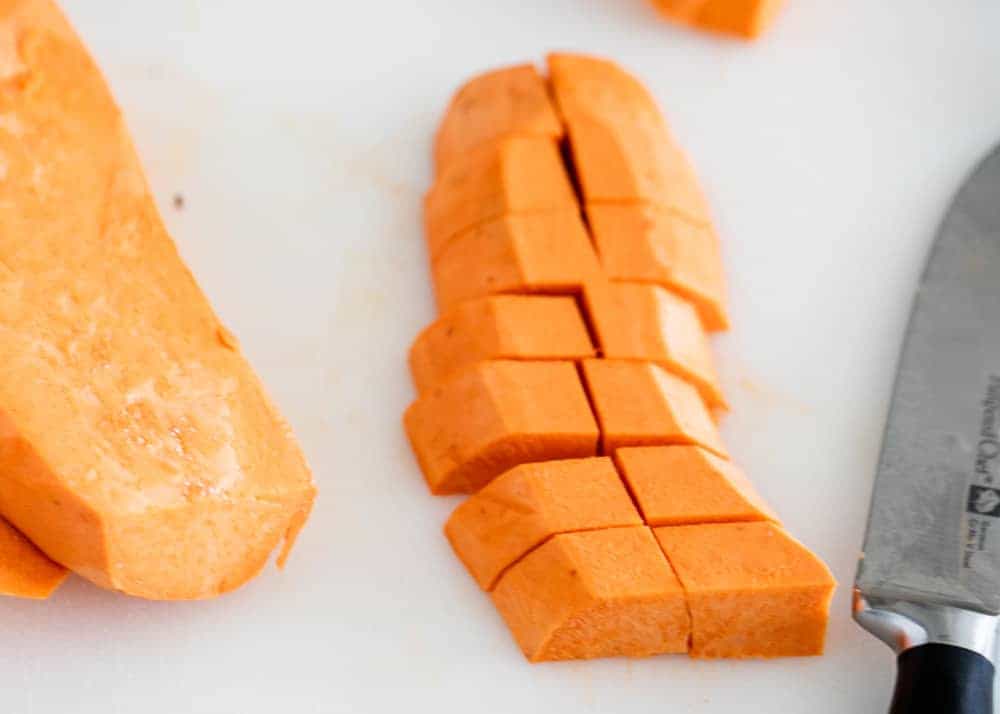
889;643;994;714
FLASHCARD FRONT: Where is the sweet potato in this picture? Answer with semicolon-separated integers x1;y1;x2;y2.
431;210;602;312
409;295;594;393
547;54;712;224
580;360;726;456
409;55;835;663
0;518;67;599
586;203;728;331
434;64;564;175
445;457;641;590
654;522;835;657
404;361;599;494
492;526;690;661
615;445;777;525
583;281;726;409
652;0;786;40
424;137;578;258
0;0;315;599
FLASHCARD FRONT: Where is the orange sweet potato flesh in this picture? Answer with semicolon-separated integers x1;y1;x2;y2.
404;361;599;494
584;281;726;409
0;517;68;599
547;53;712;224
654;522;836;658
580;359;727;457
434;64;564;175
409;295;594;394
431;210;602;312
445;457;641;590
653;0;786;40
586;203;729;331
0;0;315;599
424;137;578;259
492;526;690;661
408;55;837;663
615;445;777;526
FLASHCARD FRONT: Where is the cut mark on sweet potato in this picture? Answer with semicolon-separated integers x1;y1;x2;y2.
574;360;604;457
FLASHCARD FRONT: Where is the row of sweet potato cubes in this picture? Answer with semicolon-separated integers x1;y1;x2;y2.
404;53;835;662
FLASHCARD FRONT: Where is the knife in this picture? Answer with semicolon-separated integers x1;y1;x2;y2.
854;143;1000;714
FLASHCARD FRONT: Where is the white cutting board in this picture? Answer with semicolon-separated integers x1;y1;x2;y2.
4;1;1000;712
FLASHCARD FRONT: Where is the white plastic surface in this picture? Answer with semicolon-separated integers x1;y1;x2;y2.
6;1;1000;712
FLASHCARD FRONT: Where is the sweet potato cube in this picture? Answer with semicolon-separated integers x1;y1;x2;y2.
492;526;690;661
653;0;786;40
547;53;711;223
424;137;578;258
404;361;599;494
586;203;729;331
580;359;726;457
445;457;642;590
431;211;602;312
584;281;726;409
434;64;564;174
653;522;835;658
546;52;663;125
614;445;777;526
409;295;595;393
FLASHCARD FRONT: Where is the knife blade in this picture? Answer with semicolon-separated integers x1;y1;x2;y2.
855;143;1000;714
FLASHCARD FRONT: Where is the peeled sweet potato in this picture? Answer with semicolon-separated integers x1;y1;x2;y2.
0;0;315;599
428;208;603;310
404;361;599;494
445;457;640;590
492;526;690;661
652;0;786;40
424;137;578;258
434;64;564;175
654;522;835;657
580;359;727;456
586;203;729;331
407;53;834;662
410;295;594;393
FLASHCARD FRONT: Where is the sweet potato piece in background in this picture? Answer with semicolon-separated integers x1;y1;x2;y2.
430;210;602;312
653;0;786;40
424;137;578;258
584;281;726;409
0;519;68;599
445;457;641;590
580;360;726;457
409;295;594;393
614;445;777;526
547;53;712;224
404;361;599;494
586;203;729;331
0;0;315;599
492;526;690;661
434;64;564;175
654;522;835;658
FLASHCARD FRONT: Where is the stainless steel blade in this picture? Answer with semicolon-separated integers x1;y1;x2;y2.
856;142;1000;621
